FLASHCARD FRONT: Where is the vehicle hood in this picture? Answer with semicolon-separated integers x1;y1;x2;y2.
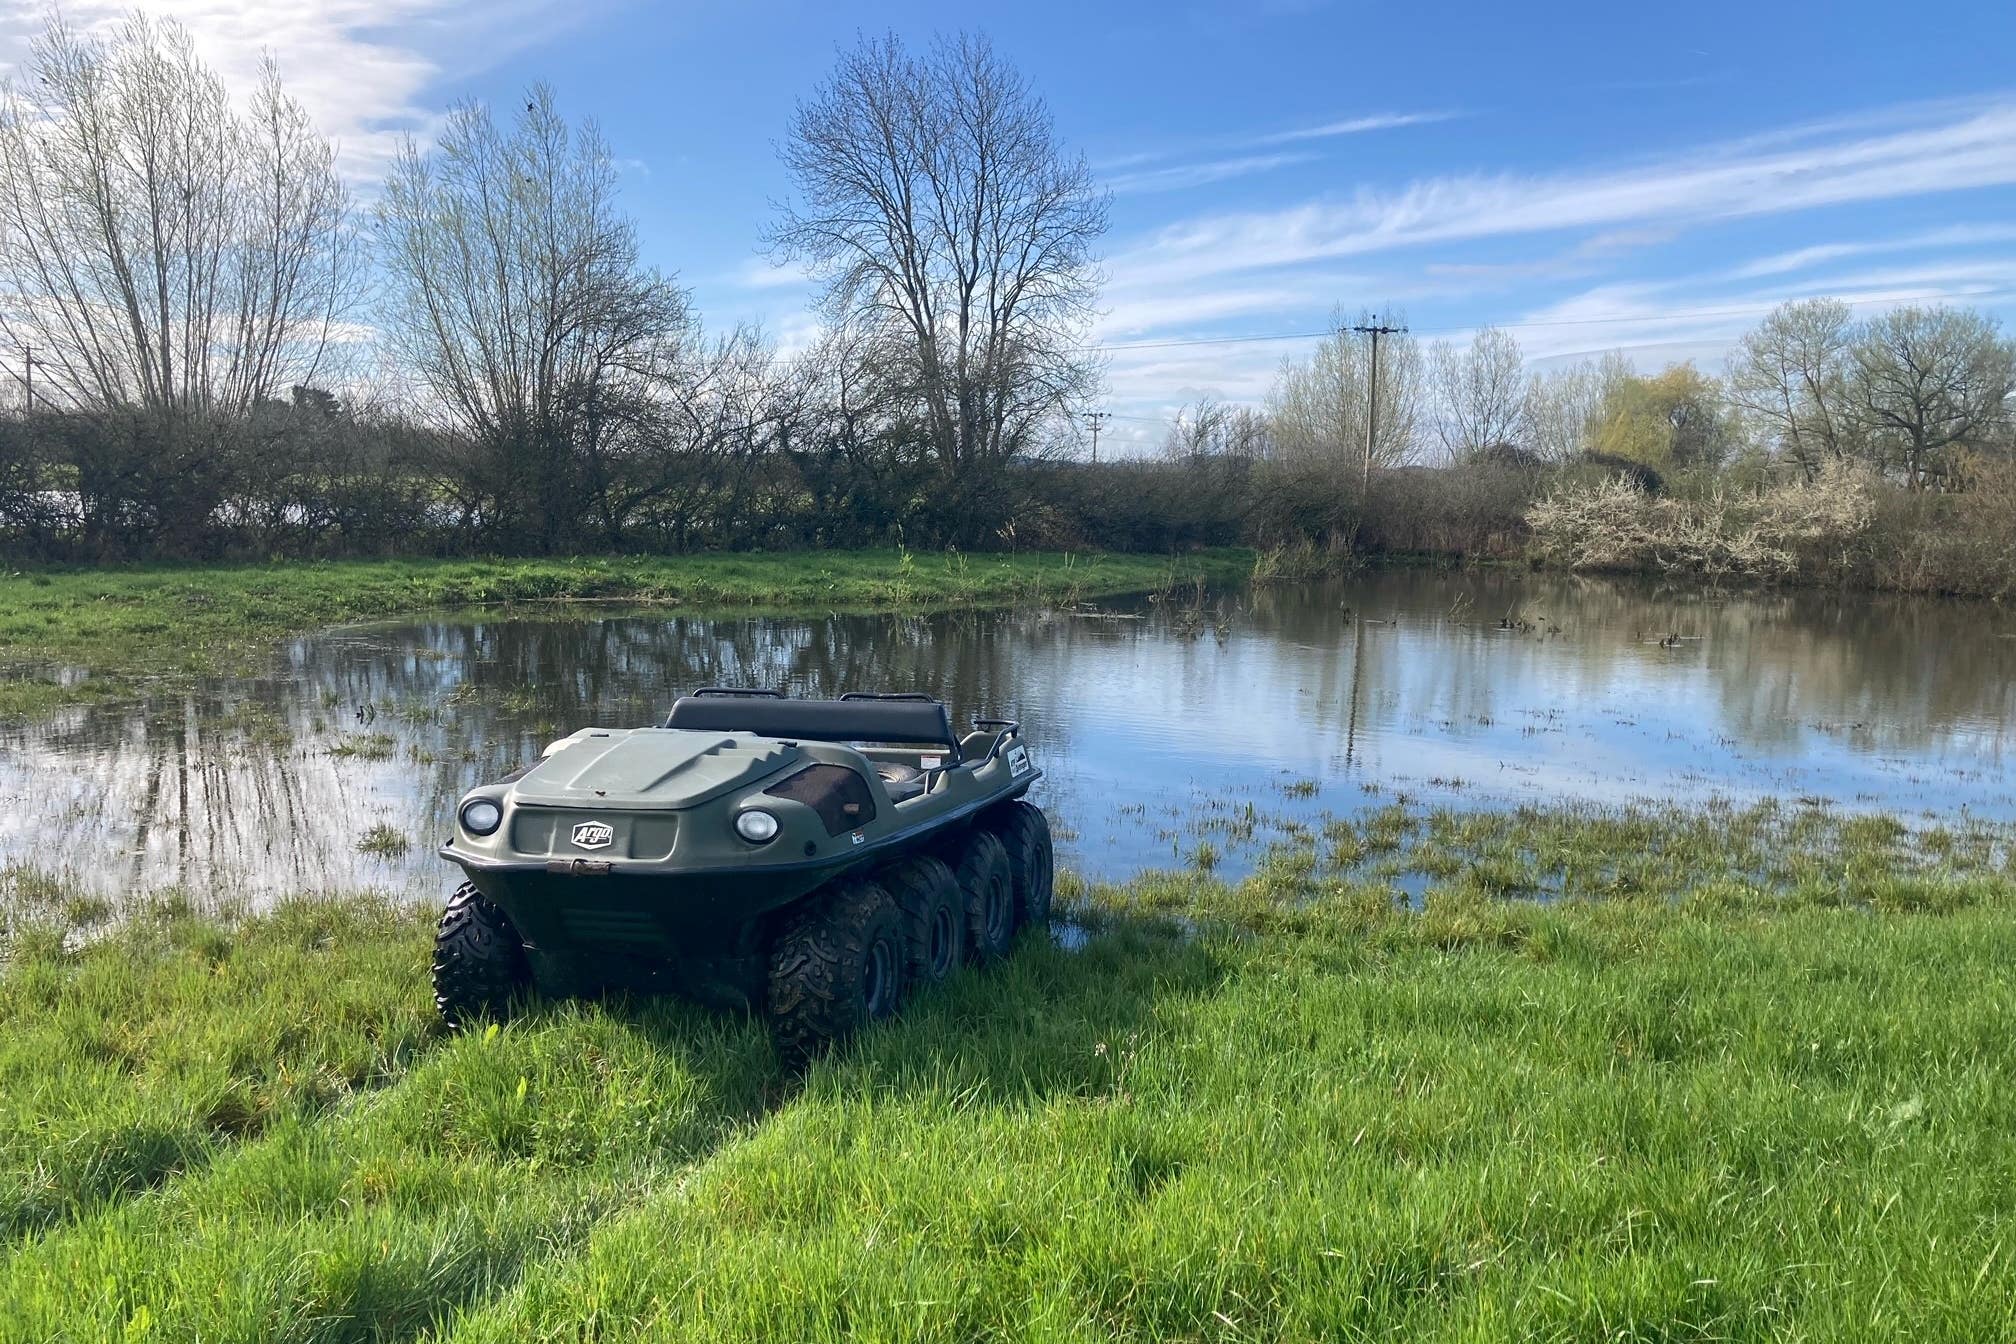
509;728;800;810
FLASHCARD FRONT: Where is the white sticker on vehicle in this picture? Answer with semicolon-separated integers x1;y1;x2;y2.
851;830;866;846
1008;745;1031;773
571;820;614;850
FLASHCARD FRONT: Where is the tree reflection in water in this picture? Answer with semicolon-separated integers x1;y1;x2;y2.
3;573;2011;907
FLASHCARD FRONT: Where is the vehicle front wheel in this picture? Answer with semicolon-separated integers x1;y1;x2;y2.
432;883;531;1030
767;879;906;1057
988;801;1054;928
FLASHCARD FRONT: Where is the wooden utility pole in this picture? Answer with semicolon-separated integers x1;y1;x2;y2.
18;345;33;410
1350;318;1406;500
1085;409;1109;463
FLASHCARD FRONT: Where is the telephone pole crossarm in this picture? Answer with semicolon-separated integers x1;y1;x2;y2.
1084;409;1109;463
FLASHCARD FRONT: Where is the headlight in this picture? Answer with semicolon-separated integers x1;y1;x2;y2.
734;808;780;843
460;798;502;836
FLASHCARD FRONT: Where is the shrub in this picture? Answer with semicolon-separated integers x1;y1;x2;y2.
1526;462;1878;583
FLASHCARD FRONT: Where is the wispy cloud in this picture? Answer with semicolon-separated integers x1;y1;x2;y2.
1727;224;2016;278
1248;110;1461;145
731;258;813;291
1112;98;2016;287
1495;257;2016;364
1087;95;2016;415
1093;107;1455;187
1106;152;1317;195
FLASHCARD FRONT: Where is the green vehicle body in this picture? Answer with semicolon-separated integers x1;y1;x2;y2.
439;689;1043;1010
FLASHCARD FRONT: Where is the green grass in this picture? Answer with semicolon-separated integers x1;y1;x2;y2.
0;549;1250;721
3;801;2014;1340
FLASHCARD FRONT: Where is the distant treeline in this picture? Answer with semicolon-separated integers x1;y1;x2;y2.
0;17;2011;599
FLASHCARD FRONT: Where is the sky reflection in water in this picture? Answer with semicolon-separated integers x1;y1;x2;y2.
3;571;2012;905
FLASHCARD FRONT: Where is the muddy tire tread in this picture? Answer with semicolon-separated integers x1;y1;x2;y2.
432;883;530;1030
767;878;904;1057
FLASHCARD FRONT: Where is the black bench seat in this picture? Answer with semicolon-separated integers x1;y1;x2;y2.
664;690;961;763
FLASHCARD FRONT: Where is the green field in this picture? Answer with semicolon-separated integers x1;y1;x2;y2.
3;799;2012;1341
0;549;1251;721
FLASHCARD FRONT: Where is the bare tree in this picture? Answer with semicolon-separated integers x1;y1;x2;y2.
374;87;690;551
1728;299;1856;478
1849;306;2015;490
770;32;1107;527
1429;326;1529;461
1266;308;1422;483
1524;358;1606;462
585;326;794;549
1162;397;1269;463
0;13;356;414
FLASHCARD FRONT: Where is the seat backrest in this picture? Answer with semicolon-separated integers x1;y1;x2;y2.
664;693;960;758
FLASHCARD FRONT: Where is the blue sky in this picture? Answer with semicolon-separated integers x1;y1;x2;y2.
6;0;2011;451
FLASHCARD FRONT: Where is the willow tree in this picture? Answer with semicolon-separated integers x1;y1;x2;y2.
0;13;356;414
374;87;690;551
771;33;1106;536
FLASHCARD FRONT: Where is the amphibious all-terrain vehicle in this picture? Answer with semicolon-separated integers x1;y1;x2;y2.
435;688;1052;1052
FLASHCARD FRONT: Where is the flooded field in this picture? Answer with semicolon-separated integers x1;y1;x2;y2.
3;571;2013;903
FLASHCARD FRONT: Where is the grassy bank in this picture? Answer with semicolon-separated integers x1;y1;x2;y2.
0;548;1249;721
4;800;2014;1340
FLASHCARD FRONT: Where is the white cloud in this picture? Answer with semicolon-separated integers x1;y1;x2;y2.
1079;96;2016;412
1492;258;2016;363
0;0;602;184
1727;224;2016;279
730;258;813;291
1111;99;2016;289
1096;280;1347;337
1248;110;1460;145
1090;107;1454;186
1106;152;1316;195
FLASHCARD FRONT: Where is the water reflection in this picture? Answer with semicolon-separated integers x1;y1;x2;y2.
3;572;2011;904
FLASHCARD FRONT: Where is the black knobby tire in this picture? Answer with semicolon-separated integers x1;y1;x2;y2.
988;800;1054;928
880;854;965;992
767;878;906;1056
433;883;531;1030
947;828;1016;963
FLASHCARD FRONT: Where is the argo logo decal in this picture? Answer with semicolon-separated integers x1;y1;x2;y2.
571;820;615;850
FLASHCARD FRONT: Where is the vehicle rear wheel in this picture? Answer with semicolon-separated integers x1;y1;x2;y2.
767;878;906;1057
988;800;1054;928
947;828;1016;963
880;854;965;993
433;883;531;1030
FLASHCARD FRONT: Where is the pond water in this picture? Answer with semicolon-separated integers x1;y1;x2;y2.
4;571;2014;904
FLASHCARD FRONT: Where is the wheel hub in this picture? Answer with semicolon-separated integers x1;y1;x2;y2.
863;937;896;1016
929;906;954;975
